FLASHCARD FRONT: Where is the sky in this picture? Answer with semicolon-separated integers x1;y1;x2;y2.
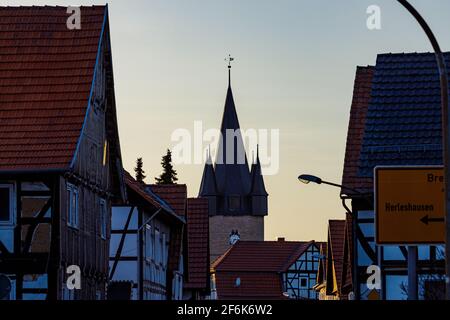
4;0;450;241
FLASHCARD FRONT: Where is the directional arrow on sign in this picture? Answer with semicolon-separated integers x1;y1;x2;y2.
420;215;445;225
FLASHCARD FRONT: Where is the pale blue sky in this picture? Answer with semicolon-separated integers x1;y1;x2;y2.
4;0;450;241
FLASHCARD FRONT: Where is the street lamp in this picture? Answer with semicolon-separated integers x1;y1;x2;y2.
298;174;363;196
298;173;373;300
299;172;422;300
298;174;322;185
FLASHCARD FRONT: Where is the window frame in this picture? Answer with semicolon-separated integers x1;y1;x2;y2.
67;183;79;229
155;228;161;264
145;224;154;261
0;183;15;226
162;232;167;266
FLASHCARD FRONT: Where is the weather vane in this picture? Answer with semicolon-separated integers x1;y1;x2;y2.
225;54;234;69
225;54;234;86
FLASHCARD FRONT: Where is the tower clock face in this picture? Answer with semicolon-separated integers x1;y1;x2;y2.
229;230;240;245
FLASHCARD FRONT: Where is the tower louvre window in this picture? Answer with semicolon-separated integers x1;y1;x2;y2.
228;196;241;211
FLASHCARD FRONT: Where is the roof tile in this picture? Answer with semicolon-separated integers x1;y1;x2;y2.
0;6;105;171
184;198;210;290
148;184;187;216
341;66;374;195
358;52;450;177
212;240;315;299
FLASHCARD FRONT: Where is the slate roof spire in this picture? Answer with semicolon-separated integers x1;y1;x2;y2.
199;148;217;196
250;145;268;196
214;58;252;195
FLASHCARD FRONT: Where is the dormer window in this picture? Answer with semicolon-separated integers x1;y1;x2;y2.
228;196;241;211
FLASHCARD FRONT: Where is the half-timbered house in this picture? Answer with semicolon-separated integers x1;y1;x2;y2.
314;219;353;300
341;56;448;300
210;239;321;300
109;172;185;300
148;184;211;300
0;5;125;300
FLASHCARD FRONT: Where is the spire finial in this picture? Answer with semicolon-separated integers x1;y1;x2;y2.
225;54;234;87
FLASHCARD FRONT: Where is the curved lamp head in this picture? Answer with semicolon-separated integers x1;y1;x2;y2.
298;174;322;185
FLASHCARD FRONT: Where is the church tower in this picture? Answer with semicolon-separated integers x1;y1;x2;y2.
199;58;268;261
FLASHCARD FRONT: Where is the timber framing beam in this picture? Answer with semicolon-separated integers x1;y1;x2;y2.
109;206;135;280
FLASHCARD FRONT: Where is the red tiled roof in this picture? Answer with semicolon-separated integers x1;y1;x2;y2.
212;240;314;299
212;240;312;272
148;184;187;216
184;197;210;290
341;66;375;195
327;220;346;295
0;6;107;171
123;170;161;209
215;272;286;300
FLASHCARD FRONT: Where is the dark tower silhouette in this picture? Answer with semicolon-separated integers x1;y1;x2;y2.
199;58;268;260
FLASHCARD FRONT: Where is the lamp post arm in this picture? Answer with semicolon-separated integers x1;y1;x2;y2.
321;180;363;195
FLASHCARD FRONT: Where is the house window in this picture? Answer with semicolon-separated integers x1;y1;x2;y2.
67;184;79;228
145;224;153;260
155;229;161;264
228;196;241;211
62;286;75;300
162;232;167;265
0;184;14;225
172;272;183;300
300;277;308;288
100;199;107;239
5;277;16;300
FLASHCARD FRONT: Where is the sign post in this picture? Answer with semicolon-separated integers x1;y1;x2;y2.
375;166;446;300
375;166;445;245
407;246;418;300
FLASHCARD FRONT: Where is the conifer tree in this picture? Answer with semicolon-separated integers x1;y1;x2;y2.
155;149;178;184
134;157;146;183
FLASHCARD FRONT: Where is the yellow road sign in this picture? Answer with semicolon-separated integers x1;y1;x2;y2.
375;166;445;244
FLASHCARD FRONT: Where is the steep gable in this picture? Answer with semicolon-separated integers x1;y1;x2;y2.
0;6;107;171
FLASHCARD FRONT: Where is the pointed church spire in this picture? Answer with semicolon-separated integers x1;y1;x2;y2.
199;147;217;196
250;145;268;196
214;57;251;196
